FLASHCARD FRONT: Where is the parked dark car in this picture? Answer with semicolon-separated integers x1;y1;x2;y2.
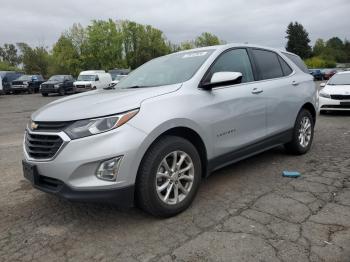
11;74;45;94
309;69;323;80
323;69;337;80
40;75;75;96
0;71;24;94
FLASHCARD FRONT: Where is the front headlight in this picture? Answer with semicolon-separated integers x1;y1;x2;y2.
319;91;331;98
54;84;61;88
64;109;139;139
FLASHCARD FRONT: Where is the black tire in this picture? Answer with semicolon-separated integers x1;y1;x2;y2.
41;93;48;97
58;87;65;96
136;135;202;217
284;109;314;155
27;87;34;94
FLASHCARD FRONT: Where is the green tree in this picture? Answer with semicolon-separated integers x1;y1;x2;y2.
313;39;326;57
325;37;346;62
0;43;21;66
285;22;312;59
85;19;124;70
0;61;20;71
194;32;222;47
304;56;336;68
51;35;81;76
120;20;171;69
17;43;50;78
179;41;195;50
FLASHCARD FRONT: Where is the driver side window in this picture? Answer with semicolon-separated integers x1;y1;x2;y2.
206;49;254;83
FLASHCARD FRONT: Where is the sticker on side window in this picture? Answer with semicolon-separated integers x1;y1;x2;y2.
182;52;207;58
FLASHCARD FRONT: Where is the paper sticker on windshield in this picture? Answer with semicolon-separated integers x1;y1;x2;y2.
182;52;207;58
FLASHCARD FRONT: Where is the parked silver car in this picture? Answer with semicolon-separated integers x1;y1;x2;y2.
23;44;317;217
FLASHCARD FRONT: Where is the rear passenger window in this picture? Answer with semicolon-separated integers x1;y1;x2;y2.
206;48;254;83
278;56;293;76
251;49;284;80
283;53;309;73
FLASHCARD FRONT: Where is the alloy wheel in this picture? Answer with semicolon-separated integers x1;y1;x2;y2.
298;116;312;148
155;150;194;205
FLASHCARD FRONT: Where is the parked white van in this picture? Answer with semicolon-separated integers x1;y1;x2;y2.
74;70;112;92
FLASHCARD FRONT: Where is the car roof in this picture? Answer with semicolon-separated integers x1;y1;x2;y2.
176;43;294;56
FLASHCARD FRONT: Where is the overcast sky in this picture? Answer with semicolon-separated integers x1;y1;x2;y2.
1;0;350;49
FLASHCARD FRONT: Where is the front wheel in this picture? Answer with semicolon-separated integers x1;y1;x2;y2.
58;87;65;96
284;109;314;155
136;136;202;217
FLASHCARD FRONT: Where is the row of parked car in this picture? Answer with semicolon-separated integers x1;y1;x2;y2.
308;68;343;81
0;69;129;96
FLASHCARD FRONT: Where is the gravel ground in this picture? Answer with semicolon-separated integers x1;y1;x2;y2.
0;88;349;262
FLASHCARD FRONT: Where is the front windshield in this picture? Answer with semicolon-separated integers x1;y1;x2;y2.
328;74;350;85
49;75;65;81
16;75;32;81
117;50;214;88
77;75;96;81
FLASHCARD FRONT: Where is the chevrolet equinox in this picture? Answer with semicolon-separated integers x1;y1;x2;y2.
23;44;317;217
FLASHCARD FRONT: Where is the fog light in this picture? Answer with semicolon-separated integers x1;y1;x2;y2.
96;156;122;181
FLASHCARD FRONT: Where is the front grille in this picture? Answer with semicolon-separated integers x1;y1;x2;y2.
76;85;86;88
330;94;350;100
25;132;64;159
32;121;72;132
41;84;54;89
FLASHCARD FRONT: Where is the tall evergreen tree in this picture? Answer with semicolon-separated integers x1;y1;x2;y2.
285;22;312;59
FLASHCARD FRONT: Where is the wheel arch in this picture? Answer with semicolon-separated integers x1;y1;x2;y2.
301;102;316;124
137;126;209;179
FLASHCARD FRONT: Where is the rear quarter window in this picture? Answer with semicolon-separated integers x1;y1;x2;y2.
283;53;309;73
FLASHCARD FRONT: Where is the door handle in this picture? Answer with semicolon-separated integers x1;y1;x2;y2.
251;88;263;94
292;81;299;86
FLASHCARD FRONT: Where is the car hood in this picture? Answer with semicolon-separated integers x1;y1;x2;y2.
323;85;350;94
32;84;182;121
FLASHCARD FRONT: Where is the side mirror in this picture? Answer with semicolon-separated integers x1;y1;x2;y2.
95;77;99;81
320;83;326;88
201;72;243;90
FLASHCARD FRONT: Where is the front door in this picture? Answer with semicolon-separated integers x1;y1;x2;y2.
199;48;267;158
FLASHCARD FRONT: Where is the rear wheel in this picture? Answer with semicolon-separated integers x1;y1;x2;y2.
41;93;48;97
136;136;202;217
284;109;314;155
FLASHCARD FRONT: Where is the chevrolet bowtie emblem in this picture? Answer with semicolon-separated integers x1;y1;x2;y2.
31;121;38;130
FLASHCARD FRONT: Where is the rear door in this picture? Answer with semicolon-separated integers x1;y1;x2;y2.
249;48;297;135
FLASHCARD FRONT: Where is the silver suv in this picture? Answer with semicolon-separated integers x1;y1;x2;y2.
23;44;317;217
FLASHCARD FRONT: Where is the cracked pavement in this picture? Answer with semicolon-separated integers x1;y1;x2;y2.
0;91;350;262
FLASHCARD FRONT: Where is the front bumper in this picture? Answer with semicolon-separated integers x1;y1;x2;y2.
23;123;148;203
41;87;59;93
22;160;135;206
10;85;29;91
319;96;350;111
